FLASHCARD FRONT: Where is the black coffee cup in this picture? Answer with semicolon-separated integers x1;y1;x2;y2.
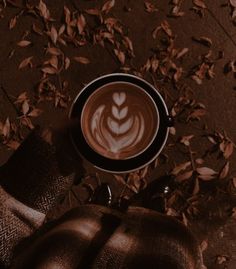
69;73;173;173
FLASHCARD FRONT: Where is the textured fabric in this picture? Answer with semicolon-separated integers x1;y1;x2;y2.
0;128;79;268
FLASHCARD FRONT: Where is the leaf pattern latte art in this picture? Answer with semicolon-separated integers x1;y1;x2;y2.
90;92;145;158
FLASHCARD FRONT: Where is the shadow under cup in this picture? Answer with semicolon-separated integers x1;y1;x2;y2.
70;73;173;173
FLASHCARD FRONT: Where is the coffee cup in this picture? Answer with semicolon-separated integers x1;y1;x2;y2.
69;73;173;173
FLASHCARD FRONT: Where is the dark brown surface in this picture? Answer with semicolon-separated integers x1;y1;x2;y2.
0;1;236;268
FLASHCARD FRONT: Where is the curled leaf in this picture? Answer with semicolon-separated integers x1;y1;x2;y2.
102;0;115;14
18;56;33;69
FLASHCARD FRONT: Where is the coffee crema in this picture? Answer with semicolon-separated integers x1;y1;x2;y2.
81;82;159;160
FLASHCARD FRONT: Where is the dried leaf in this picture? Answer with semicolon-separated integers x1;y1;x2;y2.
49;56;58;69
102;0;115;14
182;212;188;226
114;49;125;64
200;240;208;252
14;92;28;104
219;161;230;179
7;140;20;150
195;158;204;165
176;48;189;59
197;167;217;180
17;40;31;47
32;23;43;35
187;108;206;121
28;108;42;117
85;8;100;16
176;170;193;182
172;161;191;176
169;126;176;135
46;47;62;56
41;66;57;74
20;117;34;129
22;100;30;115
77;14;86;34
38;0;51;21
123;36;134;55
2;118;10;137
192;178;200;194
193;36;212;47
74;56;90;64
152;26;162;39
64;57;70;70
18;56;33;69
161;20;173;37
180;135;194;146
223;142;234;159
193;0;207;9
50;26;58;44
9;16;17;29
144;1;158;13
230;0;236;8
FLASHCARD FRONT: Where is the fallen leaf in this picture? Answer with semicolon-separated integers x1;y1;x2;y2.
17;40;31;47
144;1;158;13
161;20;173;37
7;140;20;150
197;167;217;180
28;108;42;117
193;36;212;47
85;8;100;16
50;26;58;44
2;118;10;138
114;49;125;64
74;56;90;64
230;0;236;8
193;0;207;9
14;92;28;104
176;48;189;59
223;142;234;159
32;23;43;35
192;177;200;195
64;57;70;70
176;170;193;182
46;47;62;56
38;0;51;20
180;135;194;146
18;56;33;69
77;14;86;34
187;108;206;121
172;161;191;175
22;100;30;115
152;26;162;39
219;161;230;179
41;66;58;74
102;0;115;14
200;240;208;252
9;16;17;29
182;212;188;226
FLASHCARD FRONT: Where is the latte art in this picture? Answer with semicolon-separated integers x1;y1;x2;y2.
81;82;159;160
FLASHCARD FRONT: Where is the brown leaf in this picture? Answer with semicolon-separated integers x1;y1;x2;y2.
38;0;51;21
22;100;30;115
223;142;234;159
28;108;42;117
41;66;57;74
77;14;86;34
74;56;90;64
193;0;207;9
230;0;236;7
176;48;189;59
171;6;185;17
195;158;204;165
123;36;134;56
152;26;162;39
192;178;200;195
46;47;62;56
161;20;173;37
180;135;194;146
14;92;28;104
144;1;158;13
172;161;191;176
20;117;34;129
9;16;17;29
182;212;188;226
32;23;43;35
49;56;58;69
174;67;183;82
187;108;206;121
64;57;70;70
176;170;193;182
85;8;100;16
219;161;230;179
197;167;217;180
17;40;31;47
18;56;33;69
7;140;20;150
200;240;208;252
102;0;115;14
114;49;125;64
50;26;58;44
2;118;10;138
193;36;212;47
169;126;176;135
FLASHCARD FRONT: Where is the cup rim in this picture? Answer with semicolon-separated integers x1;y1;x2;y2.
69;73;171;173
